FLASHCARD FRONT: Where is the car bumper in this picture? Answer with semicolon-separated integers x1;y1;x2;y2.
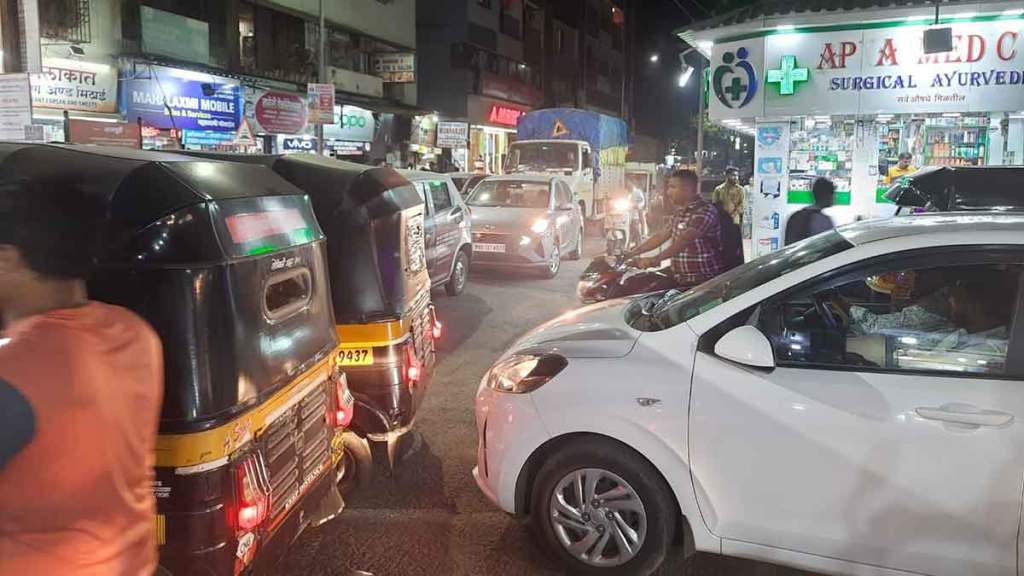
471;234;553;268
474;377;551;515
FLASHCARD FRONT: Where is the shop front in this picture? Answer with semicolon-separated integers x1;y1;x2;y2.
685;4;1024;256
30;57;123;143
466;95;531;175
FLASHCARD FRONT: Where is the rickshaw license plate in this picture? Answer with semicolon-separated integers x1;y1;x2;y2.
473;242;505;253
338;348;374;366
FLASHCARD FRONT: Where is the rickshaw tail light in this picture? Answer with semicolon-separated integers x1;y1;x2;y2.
404;343;421;386
432;319;443;340
234;455;269;531
333;374;354;429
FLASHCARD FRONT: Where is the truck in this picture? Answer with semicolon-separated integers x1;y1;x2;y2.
508;108;629;227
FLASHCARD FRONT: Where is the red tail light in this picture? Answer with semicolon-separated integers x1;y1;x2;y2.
403;342;421;387
234;454;269;531
430;307;443;340
332;371;354;428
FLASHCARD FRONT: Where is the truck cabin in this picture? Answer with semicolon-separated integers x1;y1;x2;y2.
505;140;592;176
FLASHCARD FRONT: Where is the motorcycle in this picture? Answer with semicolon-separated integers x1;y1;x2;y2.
605;193;646;252
577;232;677;303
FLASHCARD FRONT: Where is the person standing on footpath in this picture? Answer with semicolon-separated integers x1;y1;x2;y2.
0;177;164;576
784;177;836;245
712;166;745;226
625;169;724;290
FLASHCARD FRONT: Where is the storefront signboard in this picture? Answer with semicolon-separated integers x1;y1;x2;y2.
752;121;790;256
307;83;335;124
488;105;524;127
322;105;374;142
437;121;470;148
253;90;307;134
710;17;1024;119
67;119;140;148
0;74;34;140
373;53;415;83
182;129;237;147
411;115;438;148
327;140;371;155
280;136;317;153
141;6;210;65
121;66;241;131
30;58;117;113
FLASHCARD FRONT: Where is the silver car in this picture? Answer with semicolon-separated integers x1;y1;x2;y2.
467;174;584;278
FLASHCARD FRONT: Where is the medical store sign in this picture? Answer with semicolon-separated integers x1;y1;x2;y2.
121;65;241;131
709;17;1024;119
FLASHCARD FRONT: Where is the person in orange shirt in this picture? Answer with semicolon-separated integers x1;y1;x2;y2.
0;177;163;576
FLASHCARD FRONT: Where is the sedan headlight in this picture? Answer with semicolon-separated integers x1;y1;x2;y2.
531;218;551;234
485;354;568;394
612;197;632;213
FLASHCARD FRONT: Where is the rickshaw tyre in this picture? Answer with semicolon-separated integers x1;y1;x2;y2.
337;431;373;495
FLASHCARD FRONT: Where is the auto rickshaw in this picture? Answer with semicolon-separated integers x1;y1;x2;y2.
0;143;353;575
179;152;438;491
884;165;1024;213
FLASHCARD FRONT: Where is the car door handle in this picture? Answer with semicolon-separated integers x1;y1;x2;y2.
915;406;1014;427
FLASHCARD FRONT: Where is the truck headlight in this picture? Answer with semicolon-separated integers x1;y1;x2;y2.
485;354;568;394
531;218;551;234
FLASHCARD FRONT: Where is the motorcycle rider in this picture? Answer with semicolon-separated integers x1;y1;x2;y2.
624;169;725;290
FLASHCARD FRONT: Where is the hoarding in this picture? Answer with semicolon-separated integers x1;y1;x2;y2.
0;74;34;140
30;58;117;113
373;53;415;83
307;83;335;124
121;66;241;131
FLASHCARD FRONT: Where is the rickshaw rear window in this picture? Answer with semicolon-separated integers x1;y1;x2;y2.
264;268;312;321
215;197;321;258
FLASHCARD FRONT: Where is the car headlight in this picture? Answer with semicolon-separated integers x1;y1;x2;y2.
612;198;631;213
531;218;551;234
485;354;568;394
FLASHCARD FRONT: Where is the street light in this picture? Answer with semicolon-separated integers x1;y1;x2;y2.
649;53;659;63
678;63;694;87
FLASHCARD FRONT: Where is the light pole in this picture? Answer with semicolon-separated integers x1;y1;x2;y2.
316;0;326;156
677;47;705;189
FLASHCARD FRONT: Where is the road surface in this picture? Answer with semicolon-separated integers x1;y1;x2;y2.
278;238;815;576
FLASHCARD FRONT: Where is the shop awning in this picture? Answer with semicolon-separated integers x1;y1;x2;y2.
336;91;434;116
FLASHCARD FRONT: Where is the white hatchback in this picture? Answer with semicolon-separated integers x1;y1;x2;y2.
474;213;1024;576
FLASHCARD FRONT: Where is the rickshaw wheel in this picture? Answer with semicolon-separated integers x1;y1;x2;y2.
337;431;373;495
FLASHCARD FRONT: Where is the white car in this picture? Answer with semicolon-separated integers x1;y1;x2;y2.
474;213;1024;576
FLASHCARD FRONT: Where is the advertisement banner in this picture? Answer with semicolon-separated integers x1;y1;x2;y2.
253;90;307;134
0;74;34;140
307;83;335;124
30;59;117;113
752;121;790;257
68;119;140;148
141;6;210;65
279;136;317;153
710;17;1024;119
322;105;374;142
437;121;470;148
121;66;241;131
373;53;415;83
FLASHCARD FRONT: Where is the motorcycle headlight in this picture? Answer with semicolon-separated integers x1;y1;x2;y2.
485;354;568;394
612;198;631;213
531;218;551;234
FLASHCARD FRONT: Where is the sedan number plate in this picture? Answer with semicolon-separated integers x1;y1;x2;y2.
338;348;374;366
473;242;506;253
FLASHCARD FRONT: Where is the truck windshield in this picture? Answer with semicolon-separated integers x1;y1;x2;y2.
467;180;550;209
507;142;579;172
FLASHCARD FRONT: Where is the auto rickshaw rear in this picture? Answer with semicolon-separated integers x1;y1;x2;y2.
0;144;352;575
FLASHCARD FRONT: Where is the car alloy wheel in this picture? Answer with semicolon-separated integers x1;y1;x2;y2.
544;245;561;278
446;251;469;296
548;468;647;567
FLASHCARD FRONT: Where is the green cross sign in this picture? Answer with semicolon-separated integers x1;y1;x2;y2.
766;55;809;95
723;76;747;101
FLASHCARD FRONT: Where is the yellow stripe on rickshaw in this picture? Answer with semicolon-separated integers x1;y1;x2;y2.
335;320;411;348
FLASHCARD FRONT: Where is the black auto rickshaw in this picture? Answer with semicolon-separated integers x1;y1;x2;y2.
0;143;353;575
178;152;437;490
884;165;1024;213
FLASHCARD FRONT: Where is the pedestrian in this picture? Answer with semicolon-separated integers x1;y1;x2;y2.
712;166;745;226
624;169;724;290
0;177;164;575
884;152;917;185
784;177;836;245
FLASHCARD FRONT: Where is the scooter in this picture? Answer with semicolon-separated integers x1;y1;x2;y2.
577;231;677;304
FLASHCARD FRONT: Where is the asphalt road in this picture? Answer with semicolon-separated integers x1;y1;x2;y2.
277;238;817;576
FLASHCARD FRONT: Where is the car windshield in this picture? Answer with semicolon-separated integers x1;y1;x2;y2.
633;231;853;331
506;142;578;172
467;180;550;208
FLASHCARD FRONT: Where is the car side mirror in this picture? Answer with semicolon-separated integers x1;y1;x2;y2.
558;203;574;211
714;325;775;369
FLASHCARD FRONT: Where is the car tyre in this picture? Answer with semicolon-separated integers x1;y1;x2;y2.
445;250;469;296
530;438;675;576
336;431;373;495
543;244;561;278
568;226;584;260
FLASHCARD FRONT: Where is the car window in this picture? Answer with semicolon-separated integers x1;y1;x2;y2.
468;180;551;208
414;182;428;212
759;261;1021;377
555;184;572;208
428;180;453;212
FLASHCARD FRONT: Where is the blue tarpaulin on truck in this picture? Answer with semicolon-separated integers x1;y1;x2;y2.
516;108;629;171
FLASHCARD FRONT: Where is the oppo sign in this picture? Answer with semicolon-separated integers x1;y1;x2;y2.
325;105;375;142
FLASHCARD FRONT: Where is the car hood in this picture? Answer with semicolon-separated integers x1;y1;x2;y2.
470;206;547;235
505;298;640;359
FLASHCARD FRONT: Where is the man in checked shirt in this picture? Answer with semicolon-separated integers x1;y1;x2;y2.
624;169;725;290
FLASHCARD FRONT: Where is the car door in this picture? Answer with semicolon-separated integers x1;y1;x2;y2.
552;182;574;252
416;182;439;279
425;178;460;284
689;247;1024;576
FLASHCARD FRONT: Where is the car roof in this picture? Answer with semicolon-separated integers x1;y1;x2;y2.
397;169;454;182
478;173;561;184
839;212;1024;245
